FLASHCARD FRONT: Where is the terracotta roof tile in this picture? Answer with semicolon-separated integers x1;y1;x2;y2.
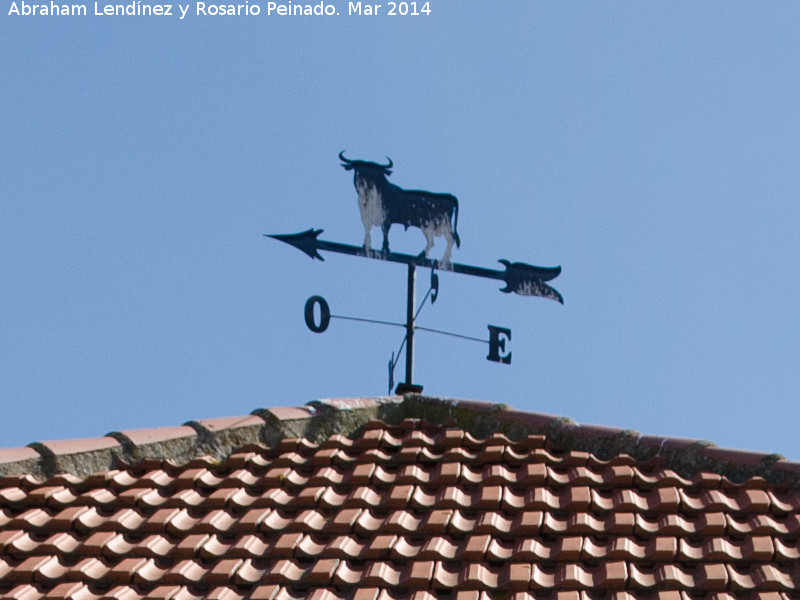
1;396;800;598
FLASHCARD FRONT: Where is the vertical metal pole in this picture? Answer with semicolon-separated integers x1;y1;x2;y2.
405;262;416;386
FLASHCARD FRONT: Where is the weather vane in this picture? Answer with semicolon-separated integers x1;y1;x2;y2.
268;151;563;394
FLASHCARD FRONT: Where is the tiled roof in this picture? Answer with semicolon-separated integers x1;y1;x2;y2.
1;394;799;599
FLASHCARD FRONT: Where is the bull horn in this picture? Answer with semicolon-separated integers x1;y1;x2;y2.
338;150;353;163
379;156;393;169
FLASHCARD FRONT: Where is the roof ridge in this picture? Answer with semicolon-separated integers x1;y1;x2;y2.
1;395;798;486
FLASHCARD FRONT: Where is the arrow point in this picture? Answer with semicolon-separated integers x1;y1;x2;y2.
267;228;324;260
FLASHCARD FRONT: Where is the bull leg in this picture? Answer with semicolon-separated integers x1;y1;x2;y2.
440;231;454;265
363;226;372;251
381;224;391;256
421;225;435;259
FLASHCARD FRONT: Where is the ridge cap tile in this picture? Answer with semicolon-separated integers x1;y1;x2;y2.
311;396;403;410
27;437;123;480
31;436;121;455
263;407;316;421
190;415;266;431
0;447;40;466
110;426;198;446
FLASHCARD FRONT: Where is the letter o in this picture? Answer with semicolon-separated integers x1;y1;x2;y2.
304;295;331;333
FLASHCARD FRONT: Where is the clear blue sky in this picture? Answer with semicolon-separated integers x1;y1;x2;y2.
3;2;800;459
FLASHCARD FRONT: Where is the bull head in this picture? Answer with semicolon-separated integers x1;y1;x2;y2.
339;151;393;175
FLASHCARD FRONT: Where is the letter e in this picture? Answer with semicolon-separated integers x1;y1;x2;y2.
487;325;511;364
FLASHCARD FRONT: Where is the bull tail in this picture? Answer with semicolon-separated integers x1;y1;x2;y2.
452;197;461;248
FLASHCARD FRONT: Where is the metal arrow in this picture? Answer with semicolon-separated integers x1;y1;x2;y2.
267;228;563;303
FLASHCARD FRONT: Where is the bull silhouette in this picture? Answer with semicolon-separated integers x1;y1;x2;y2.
340;151;461;264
